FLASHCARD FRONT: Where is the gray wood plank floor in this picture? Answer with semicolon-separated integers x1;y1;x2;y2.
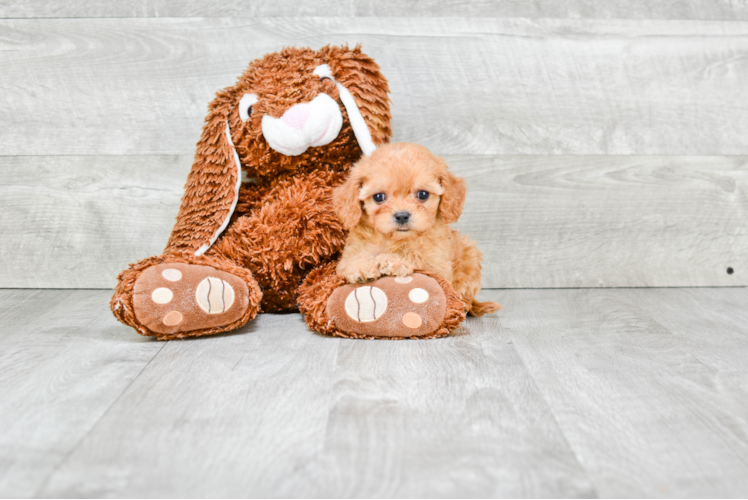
2;288;747;498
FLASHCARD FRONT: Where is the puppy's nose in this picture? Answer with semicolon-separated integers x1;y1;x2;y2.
394;211;411;225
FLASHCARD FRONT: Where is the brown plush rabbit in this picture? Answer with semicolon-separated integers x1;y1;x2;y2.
111;45;466;340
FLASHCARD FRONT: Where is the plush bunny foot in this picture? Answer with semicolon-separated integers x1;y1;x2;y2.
299;263;467;339
131;263;252;337
328;274;450;338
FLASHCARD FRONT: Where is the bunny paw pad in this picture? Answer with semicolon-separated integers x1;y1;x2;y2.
327;273;447;338
132;263;249;335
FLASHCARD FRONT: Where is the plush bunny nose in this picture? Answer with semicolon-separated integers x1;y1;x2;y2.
394;211;411;225
281;103;311;130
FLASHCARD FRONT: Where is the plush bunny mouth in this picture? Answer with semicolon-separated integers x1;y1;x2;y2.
261;93;343;156
268;117;332;154
260;64;377;158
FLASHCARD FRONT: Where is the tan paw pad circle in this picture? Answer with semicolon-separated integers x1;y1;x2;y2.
151;287;173;304
163;311;183;326
161;268;182;282
395;276;413;284
345;286;387;322
195;277;235;314
402;312;423;329
408;288;429;303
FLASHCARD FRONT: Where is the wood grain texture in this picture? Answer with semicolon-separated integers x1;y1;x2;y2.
36;297;594;498
3;0;748;19
0;289;163;498
0;288;743;497
0;155;186;288
501;287;748;497
271;320;594;498
451;155;748;288
2;154;746;289
2;18;748;156
36;313;344;497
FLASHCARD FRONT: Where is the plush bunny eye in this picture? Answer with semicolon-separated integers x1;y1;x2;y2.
373;193;386;203
238;93;258;121
417;190;430;201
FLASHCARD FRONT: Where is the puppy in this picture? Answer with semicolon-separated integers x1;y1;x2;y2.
333;142;501;316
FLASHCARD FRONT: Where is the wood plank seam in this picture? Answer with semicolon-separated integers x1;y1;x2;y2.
497;318;601;497
32;341;169;497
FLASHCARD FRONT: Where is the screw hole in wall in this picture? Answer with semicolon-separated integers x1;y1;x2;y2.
727;267;734;275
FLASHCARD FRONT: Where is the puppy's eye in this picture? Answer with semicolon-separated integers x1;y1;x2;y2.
417;190;430;201
238;93;258;121
373;193;386;203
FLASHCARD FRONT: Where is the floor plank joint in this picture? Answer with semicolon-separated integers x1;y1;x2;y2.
2;288;746;497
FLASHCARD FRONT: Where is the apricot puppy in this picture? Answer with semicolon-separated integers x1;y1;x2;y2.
333;142;500;316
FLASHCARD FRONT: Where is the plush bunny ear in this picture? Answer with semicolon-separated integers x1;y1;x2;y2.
165;89;242;256
332;169;364;230
438;171;467;224
319;45;392;149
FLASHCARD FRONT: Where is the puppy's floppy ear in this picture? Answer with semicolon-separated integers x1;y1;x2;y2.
438;171;467;224
333;169;364;230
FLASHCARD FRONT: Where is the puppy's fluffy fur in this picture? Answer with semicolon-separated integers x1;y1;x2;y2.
333;142;500;316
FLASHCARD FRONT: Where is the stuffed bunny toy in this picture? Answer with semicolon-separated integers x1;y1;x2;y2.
111;45;466;340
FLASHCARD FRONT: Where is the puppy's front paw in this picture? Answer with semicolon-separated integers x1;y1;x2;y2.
376;255;414;278
344;260;381;284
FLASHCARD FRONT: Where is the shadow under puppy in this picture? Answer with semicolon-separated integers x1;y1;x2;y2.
333;142;501;316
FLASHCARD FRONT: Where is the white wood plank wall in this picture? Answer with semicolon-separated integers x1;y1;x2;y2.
1;6;747;288
2;1;747;20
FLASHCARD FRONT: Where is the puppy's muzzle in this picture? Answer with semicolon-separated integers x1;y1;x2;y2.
394;211;411;226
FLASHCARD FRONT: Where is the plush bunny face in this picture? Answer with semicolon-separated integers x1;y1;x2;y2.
166;45;391;257
224;45;391;178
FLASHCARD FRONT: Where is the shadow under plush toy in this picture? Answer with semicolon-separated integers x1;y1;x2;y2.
111;45;467;340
